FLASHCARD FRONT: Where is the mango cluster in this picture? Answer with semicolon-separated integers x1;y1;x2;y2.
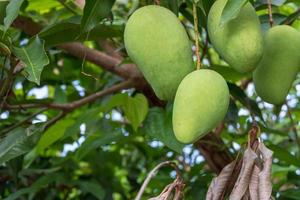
124;1;300;144
208;0;300;105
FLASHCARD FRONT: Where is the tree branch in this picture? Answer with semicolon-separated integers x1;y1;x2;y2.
12;17;142;80
12;16;162;106
195;133;233;173
3;80;133;111
0;108;48;135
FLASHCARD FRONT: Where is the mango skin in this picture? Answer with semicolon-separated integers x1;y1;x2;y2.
124;5;194;100
253;25;300;105
173;69;229;143
207;0;263;73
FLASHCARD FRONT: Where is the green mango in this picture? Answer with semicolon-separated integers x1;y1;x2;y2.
173;69;229;143
207;0;263;73
124;5;194;100
253;25;300;105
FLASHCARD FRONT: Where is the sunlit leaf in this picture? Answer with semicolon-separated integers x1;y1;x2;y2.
123;94;149;131
36;118;75;153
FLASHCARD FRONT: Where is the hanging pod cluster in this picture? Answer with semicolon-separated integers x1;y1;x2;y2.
124;1;300;144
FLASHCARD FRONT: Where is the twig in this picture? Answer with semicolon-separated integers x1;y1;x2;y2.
267;0;273;27
44;111;66;130
200;33;209;63
193;1;201;70
154;0;160;5
0;108;48;135
134;161;182;200
2;80;133;111
286;103;300;153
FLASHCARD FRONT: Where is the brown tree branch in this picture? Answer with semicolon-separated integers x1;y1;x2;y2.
12;16;162;106
12;15;233;174
3;80;133;111
98;39;124;60
59;42;138;79
12;17;142;80
0;108;48;135
195;133;233;174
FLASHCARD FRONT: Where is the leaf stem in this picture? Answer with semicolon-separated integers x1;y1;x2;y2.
193;2;201;70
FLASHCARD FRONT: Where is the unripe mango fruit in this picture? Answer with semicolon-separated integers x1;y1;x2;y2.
253;25;300;105
173;69;229;143
207;0;263;73
124;5;194;100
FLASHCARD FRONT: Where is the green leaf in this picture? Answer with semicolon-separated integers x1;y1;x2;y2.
12;36;49;85
0;1;8;24
36;118;75;153
279;189;300;200
160;0;180;15
39;20;124;46
26;0;63;13
76;124;123;159
123;94;149;131
54;85;67;104
143;107;185;153
104;93;127;111
4;173;64;200
224;99;239;125
220;0;248;27
228;83;264;123
209;65;249;83
80;0;116;33
0;125;43;164
268;144;300;167
106;93;149;131
3;0;24;31
77;181;105;199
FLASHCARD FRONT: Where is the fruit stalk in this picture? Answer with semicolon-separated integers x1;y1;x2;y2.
193;2;201;70
267;0;274;27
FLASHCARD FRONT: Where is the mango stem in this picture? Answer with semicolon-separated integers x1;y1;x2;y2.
193;2;201;70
